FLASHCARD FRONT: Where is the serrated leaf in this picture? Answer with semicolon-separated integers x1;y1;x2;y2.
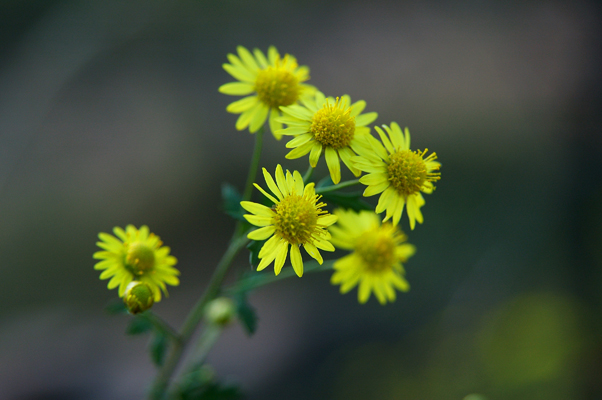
221;183;245;221
149;332;169;367
321;191;373;211
246;239;265;268
104;299;128;315
234;293;258;336
126;315;154;335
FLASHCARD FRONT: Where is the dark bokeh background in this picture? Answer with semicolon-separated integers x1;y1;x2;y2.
1;1;601;399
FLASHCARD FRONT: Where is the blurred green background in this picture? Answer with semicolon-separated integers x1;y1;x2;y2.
1;0;601;399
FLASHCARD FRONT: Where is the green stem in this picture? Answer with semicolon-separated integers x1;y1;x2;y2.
315;179;361;194
242;126;264;202
148;235;249;400
192;325;223;366
143;312;181;344
149;126;264;400
226;259;334;295
302;165;314;183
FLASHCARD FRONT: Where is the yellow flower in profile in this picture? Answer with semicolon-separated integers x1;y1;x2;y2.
277;92;377;184
329;209;414;304
93;225;179;302
353;122;441;230
219;46;316;139
241;165;337;277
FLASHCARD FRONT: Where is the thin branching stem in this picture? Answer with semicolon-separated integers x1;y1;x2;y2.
149;126;264;400
315;179;361;194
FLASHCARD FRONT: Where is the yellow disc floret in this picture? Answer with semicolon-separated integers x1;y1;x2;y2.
273;194;324;245
125;242;156;274
387;150;427;196
355;227;396;272
310;97;355;149
254;60;300;109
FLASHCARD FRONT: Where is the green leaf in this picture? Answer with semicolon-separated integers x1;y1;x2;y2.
234;293;258;336
316;175;334;189
221;183;245;221
246;239;265;268
126;315;154;335
199;383;243;400
149;332;169;367
321;191;372;211
104;299;128;315
178;381;243;400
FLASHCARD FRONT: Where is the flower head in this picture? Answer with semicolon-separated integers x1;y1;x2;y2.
329;209;414;304
219;46;316;139
353;123;441;230
93;225;179;302
277;92;377;184
124;281;154;314
241;165;337;277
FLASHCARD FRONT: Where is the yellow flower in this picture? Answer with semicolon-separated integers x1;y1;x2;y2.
93;225;179;302
329;209;414;304
277;92;377;184
241;165;337;277
219;46;316;139
353;122;441;230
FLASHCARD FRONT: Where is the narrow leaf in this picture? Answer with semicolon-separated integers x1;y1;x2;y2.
149;332;169;367
234;293;258;336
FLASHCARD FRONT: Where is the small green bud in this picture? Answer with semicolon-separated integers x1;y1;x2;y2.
124;281;154;314
205;297;236;326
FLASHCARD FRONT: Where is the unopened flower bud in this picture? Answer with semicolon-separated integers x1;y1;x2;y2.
124;281;154;314
205;297;236;326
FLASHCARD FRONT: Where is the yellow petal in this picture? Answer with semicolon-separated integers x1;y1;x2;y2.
223;63;255;83
244;214;273;227
269;109;283;140
293;170;304;195
249;104;269;133
303;243;323;264
324;147;341;184
308;142;323;167
274;241;289;275
285;140;314;160
275;164;289;196
290;245;304;277
240;201;275;217
253;183;279;204
355;112;378;127
262;168;284;200
248;225;276;240
219;82;255;96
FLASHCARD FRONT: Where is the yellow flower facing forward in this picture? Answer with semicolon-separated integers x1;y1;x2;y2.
241;165;337;277
277;92;378;184
219;46;316;139
353;122;441;230
93;225;179;302
329;209;415;304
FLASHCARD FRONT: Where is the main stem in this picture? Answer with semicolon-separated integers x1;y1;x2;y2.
149;127;264;400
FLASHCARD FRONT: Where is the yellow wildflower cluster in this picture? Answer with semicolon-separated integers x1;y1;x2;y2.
92;45;443;307
222;46;442;304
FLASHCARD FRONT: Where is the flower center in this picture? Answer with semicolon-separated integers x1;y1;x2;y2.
125;242;155;275
310;98;355;149
355;227;396;272
273;194;320;245
254;58;300;109
387;150;429;196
